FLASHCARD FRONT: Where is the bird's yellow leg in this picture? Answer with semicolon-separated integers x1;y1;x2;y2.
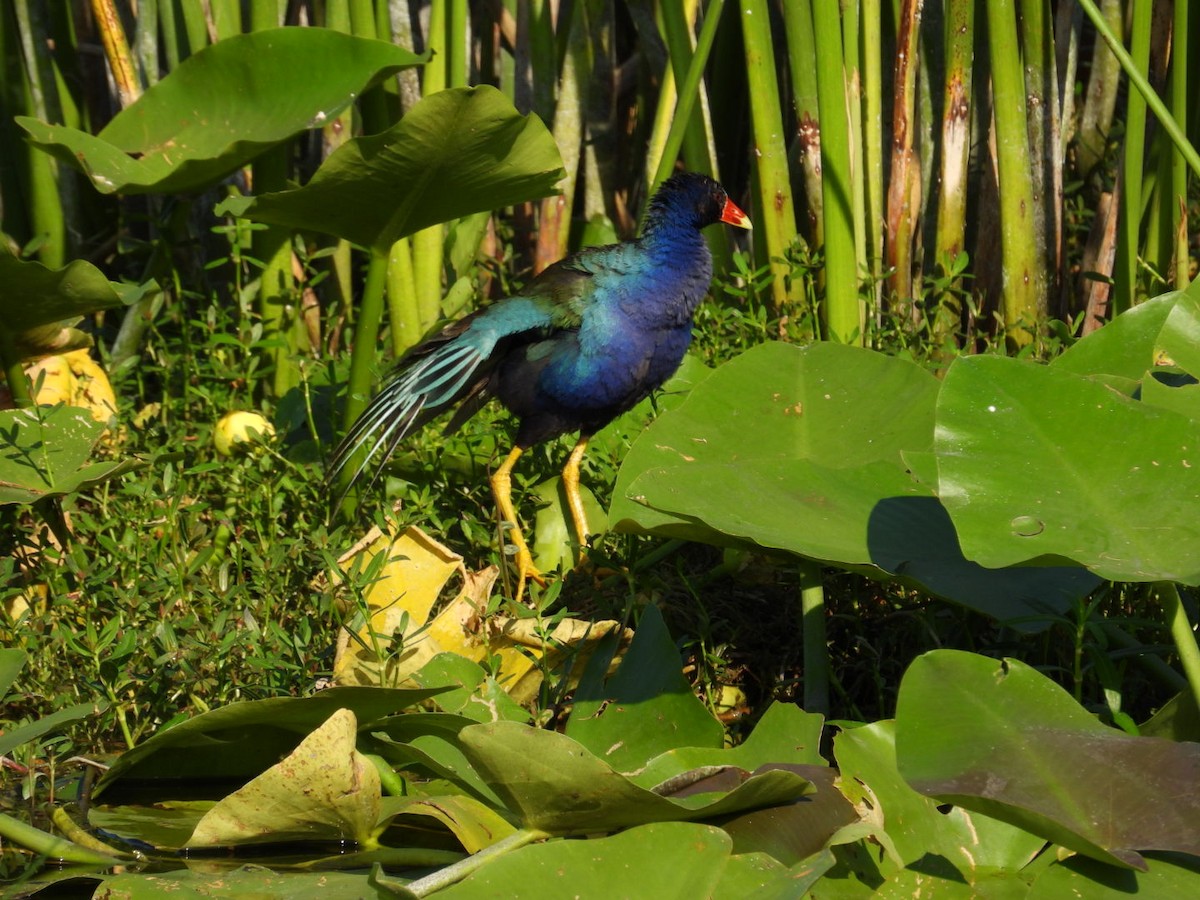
490;446;546;601
561;435;592;553
562;434;623;582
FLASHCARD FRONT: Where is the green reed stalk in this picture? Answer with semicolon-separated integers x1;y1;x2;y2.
537;0;591;267
448;0;467;88
14;0;70;268
1170;0;1190;289
812;0;861;342
932;0;974;348
248;0;279;30
657;0;728;267
336;247;391;519
177;0;208;56
410;0;447;332
840;1;868;303
320;1;358;331
859;0;884;293
133;0;157;86
885;0;921;316
1077;0;1200;176
209;0;241;39
799;560;830;715
1019;0;1061;299
253;146;302;397
1157;582;1200;719
158;0;182;68
659;0;717;180
739;0;800;311
651;0;725;192
781;0;821;253
1112;0;1152;314
1075;0;1121;175
985;0;1042;346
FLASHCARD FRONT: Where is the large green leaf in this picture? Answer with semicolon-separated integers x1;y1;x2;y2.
377;794;516;854
895;650;1200;870
935;354;1200;583
18;29;424;195
612;342;1095;622
0;406;142;505
836;720;1045;879
184;709;380;848
219;85;563;251
95;687;442;798
1028;852;1200;897
0;253;144;331
456;722;813;835
435;823;749;899
1052;291;1183;379
630;701;827;789
565;603;723;774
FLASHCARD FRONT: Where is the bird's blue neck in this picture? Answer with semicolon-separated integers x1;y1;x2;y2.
639;214;711;269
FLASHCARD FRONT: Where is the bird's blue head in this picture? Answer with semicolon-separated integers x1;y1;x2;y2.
644;172;752;236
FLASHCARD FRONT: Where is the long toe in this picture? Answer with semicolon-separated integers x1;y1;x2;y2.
512;550;548;604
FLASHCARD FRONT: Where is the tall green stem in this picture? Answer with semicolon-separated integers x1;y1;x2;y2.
812;0;861;342
252;146;301;397
651;0;725;193
932;0;974;348
859;0;884;295
884;0;921;315
799;560;829;715
1170;0;1191;289
404;828;551;896
1112;0;1152;314
336;248;390;519
985;0;1043;346
781;0;821;254
1157;582;1200;714
739;0;799;312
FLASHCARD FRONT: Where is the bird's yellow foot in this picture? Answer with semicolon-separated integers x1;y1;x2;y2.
512;547;548;604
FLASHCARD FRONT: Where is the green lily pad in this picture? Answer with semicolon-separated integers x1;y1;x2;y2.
836;719;1046;879
1028;852;1200;898
95;686;442;798
631;701;826;790
19;29;424;195
435;822;737;899
457;721;813;835
378;794;515;854
612;342;1096;623
220;85;563;251
895;650;1200;870
1052;291;1182;379
935;354;1200;583
409;653;531;724
566;603;723;774
0;252;146;331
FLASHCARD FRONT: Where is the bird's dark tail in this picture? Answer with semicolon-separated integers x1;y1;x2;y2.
326;338;491;511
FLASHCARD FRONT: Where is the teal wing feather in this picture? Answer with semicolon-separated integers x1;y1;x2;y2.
326;256;599;503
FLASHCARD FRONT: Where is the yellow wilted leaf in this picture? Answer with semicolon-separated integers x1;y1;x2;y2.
332;524;472;687
332;523;632;705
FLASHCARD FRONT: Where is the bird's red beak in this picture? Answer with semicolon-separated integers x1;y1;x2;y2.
720;198;752;230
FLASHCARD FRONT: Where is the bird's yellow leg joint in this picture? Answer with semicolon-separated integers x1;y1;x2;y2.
490;446;546;601
561;435;591;553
